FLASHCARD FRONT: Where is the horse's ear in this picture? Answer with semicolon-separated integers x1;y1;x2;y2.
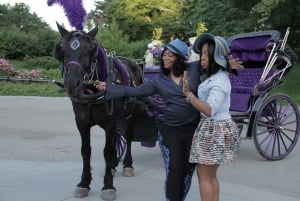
87;24;98;38
56;22;69;37
54;43;64;63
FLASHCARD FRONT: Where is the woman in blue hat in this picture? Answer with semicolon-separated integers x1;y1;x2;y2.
96;38;242;201
183;33;241;201
96;38;199;201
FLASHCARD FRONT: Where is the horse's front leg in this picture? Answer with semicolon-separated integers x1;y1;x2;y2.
101;124;118;200
74;125;92;198
122;120;134;177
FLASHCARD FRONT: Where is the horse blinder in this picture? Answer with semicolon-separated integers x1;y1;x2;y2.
54;43;64;63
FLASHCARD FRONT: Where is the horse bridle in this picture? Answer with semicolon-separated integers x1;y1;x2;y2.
57;31;109;103
62;31;100;86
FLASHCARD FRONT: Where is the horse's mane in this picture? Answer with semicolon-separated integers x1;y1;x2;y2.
47;0;87;30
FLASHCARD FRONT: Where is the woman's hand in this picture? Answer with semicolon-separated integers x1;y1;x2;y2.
94;80;106;91
228;55;244;70
183;71;190;96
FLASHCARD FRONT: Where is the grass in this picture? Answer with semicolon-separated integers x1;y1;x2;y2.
0;81;66;97
0;59;65;97
0;61;299;105
271;63;300;105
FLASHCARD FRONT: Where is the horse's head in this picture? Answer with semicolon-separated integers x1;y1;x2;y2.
55;23;100;99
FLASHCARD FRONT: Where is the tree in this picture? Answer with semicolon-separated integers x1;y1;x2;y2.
182;0;259;38
0;3;59;59
252;0;300;53
96;0;185;42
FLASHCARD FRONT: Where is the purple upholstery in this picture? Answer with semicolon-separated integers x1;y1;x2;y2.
228;30;280;65
144;65;160;80
230;93;252;112
227;31;281;112
230;36;272;62
229;68;264;112
229;68;263;93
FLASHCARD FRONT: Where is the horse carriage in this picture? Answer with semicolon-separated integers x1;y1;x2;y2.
140;27;299;161
47;1;298;200
53;22;298;200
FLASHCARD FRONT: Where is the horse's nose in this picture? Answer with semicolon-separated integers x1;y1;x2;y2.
64;77;82;96
65;77;81;88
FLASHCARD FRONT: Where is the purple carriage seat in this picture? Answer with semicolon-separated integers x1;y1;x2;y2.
143;65;161;80
228;30;281;112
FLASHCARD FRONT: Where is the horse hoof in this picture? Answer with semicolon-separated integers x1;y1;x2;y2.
73;186;90;198
101;189;116;200
123;167;134;177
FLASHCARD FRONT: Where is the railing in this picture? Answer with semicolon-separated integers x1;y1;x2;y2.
0;75;62;84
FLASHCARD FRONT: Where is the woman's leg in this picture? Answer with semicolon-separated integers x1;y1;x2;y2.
197;164;219;201
158;124;189;201
182;124;197;201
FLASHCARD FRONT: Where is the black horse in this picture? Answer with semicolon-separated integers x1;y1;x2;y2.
53;23;155;200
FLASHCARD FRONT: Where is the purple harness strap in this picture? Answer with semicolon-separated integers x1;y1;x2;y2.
97;47;108;81
97;46;130;85
65;61;85;74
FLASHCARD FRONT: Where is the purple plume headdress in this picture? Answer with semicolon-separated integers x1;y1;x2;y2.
47;0;87;30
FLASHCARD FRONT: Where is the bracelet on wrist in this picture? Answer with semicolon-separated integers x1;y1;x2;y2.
186;92;194;103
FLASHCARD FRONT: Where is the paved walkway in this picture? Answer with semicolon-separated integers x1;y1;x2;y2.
0;96;299;201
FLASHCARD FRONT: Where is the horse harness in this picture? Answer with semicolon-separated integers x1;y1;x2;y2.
58;30;142;117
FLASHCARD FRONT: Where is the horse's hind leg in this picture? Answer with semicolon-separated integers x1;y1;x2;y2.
74;126;92;198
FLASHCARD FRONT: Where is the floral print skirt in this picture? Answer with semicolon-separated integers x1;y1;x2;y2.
189;118;240;165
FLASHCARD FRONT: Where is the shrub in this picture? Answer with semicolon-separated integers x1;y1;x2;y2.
0;58;17;76
23;56;60;70
0;58;41;77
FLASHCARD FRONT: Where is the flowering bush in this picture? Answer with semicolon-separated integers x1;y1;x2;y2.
0;58;41;78
146;40;164;65
148;40;163;57
0;59;17;76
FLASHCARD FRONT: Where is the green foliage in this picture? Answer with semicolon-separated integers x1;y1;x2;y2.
184;0;258;38
23;56;60;70
101;0;184;41
272;63;300;105
96;20;131;56
41;68;61;79
0;3;59;59
259;0;300;56
129;40;150;59
0;0;299;63
96;20;149;58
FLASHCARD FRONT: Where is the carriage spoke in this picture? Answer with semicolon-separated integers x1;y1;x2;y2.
254;93;300;160
279;129;295;144
262;131;275;154
272;131;279;156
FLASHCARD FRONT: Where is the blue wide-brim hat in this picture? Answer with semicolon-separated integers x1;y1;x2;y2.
193;33;230;69
165;38;188;60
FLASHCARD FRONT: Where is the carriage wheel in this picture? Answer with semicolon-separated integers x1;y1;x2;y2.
115;125;127;161
253;93;300;160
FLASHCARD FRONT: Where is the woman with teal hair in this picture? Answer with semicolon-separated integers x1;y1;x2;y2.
183;33;241;201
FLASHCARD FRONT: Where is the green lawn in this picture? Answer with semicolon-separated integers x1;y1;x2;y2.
0;63;299;105
272;63;300;105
